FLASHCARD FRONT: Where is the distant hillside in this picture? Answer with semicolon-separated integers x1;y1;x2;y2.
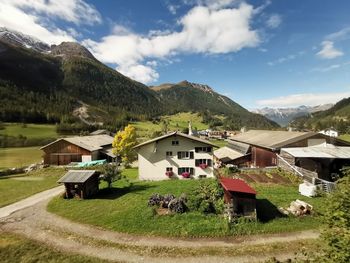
151;81;279;129
253;104;333;126
0;30;162;127
290;98;350;133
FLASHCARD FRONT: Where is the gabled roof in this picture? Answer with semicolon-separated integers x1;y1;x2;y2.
220;178;257;195
229;130;318;150
40;134;114;152
90;129;109;135
214;146;247;161
57;170;99;183
134;131;218;149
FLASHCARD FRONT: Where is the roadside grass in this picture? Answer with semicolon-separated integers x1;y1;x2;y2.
0;232;111;263
339;134;350;142
0;123;58;139
48;171;326;238
0;147;42;170
0;168;65;207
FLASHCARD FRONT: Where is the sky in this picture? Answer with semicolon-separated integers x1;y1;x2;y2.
1;0;350;109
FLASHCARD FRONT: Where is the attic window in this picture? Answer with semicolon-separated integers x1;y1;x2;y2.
172;140;179;146
195;147;212;153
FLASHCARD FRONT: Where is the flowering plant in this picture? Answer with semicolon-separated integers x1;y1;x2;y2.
199;163;208;169
181;172;190;178
165;171;173;177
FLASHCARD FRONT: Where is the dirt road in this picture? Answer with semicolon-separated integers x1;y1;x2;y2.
0;189;319;263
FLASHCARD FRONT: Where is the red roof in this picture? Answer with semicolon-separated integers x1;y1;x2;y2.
220;178;257;195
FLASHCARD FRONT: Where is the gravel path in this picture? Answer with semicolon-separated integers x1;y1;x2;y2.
0;188;319;263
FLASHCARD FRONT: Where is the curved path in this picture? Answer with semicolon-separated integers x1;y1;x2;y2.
0;188;319;263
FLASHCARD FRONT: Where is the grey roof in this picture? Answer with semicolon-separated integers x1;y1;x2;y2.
134;131;218;149
57;170;98;183
41;134;114;152
230;130;318;150
281;145;350;159
90;129;109;135
101;146;116;158
227;140;250;154
214;146;246;161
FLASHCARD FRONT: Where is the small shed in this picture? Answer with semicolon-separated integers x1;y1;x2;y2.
220;178;257;220
58;170;100;199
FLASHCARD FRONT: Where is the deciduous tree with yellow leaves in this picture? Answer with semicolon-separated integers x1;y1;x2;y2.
112;124;137;167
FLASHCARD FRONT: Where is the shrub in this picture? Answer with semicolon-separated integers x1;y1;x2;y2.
148;193;164;207
187;180;224;214
162;194;175;208
168;198;186;214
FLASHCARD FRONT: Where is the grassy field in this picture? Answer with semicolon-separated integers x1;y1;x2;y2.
0;147;42;170
0;168;65;207
210;139;228;148
48;169;326;238
0;233;110;263
339;134;350;142
0;123;58;139
132;112;210;139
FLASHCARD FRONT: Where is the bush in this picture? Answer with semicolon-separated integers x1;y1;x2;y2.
148;193;164;207
168;198;186;214
187;180;224;214
162;194;175;208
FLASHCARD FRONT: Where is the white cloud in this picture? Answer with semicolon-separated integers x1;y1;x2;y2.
326;27;350;41
267;51;304;66
266;14;281;28
167;4;179;15
311;61;350;72
83;3;260;83
257;91;350;108
316;41;344;59
0;0;101;44
117;64;159;84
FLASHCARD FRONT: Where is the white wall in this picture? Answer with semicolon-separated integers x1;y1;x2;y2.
137;135;214;181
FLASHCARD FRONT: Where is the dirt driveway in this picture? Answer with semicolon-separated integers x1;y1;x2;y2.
0;189;319;263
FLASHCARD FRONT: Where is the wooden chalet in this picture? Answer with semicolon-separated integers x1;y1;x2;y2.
220;178;257;220
228;130;350;168
58;170;100;199
40;134;115;165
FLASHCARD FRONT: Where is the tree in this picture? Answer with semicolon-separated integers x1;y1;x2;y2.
321;171;350;263
112;124;137;167
101;163;120;188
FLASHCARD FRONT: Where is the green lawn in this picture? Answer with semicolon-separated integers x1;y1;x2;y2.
0;123;58;139
48;171;326;238
0;147;42;170
339;134;350;142
0;233;110;263
0;168;65;207
211;139;228;148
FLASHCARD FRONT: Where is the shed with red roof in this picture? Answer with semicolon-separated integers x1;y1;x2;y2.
220;178;257;220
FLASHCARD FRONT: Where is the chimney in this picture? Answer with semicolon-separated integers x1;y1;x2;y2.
188;121;193;136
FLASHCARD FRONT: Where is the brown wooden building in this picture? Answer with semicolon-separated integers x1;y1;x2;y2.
229;130;350;168
220;178;257;219
58;170;100;199
40;135;115;165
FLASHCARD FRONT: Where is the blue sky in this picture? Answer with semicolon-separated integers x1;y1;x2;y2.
1;0;350;109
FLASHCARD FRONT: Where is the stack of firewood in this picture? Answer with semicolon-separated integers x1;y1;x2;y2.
279;199;313;216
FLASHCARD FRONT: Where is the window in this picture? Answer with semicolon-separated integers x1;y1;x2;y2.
166;167;173;172
195;159;212;167
195;147;212;153
177;151;194;159
172;140;179;146
178;167;194;175
166;151;173;157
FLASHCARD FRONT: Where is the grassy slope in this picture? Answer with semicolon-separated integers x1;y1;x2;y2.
339;134;350;142
0;233;110;263
0;147;42;170
48;169;326;238
0;123;57;139
0;168;65;207
132;112;210;139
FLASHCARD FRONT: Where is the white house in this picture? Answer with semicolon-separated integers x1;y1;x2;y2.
134;131;218;180
319;128;338;138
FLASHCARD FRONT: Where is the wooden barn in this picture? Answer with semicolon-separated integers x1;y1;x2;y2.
40;135;115;165
220;178;257;220
229;130;350;168
58;170;100;199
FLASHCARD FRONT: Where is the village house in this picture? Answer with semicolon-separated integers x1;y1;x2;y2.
227;130;350;168
40;134;115;165
134;131;218;180
319;127;339;138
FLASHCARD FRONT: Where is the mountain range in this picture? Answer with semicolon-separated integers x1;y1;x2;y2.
253;104;333;126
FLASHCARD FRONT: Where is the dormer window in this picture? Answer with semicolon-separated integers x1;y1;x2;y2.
172;140;179;146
